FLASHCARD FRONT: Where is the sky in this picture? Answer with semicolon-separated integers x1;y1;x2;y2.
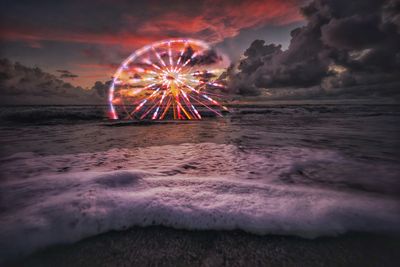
0;0;399;105
0;0;307;88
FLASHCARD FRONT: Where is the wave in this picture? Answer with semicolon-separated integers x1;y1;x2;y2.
1;104;399;124
236;104;400;116
1;169;399;262
0;106;106;123
0;106;223;124
1;143;399;262
2;143;398;194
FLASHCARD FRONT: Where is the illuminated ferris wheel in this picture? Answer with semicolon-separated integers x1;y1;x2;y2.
108;39;228;120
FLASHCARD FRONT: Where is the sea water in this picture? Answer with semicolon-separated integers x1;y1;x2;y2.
0;104;399;261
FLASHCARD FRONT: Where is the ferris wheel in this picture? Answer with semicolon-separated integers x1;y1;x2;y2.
108;39;228;120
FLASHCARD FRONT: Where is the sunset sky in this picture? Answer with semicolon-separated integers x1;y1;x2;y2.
0;0;307;88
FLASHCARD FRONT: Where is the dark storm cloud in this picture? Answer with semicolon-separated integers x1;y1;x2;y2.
181;46;222;66
0;58;104;105
90;80;111;98
56;70;78;79
215;21;306;62
232;0;400;98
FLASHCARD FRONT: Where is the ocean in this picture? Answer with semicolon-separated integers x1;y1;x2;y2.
0;104;399;265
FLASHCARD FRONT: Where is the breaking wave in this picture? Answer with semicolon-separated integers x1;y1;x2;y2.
0;143;399;262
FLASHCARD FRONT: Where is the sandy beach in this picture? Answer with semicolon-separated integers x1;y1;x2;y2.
10;227;400;267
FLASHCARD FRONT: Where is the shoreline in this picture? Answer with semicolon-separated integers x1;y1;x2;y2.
9;226;400;267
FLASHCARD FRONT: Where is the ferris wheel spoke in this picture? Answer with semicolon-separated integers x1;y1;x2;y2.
176;98;192;120
184;83;227;110
199;91;224;97
159;96;173;120
151;90;167;120
129;88;160;116
201;81;225;88
110;39;228;120
177;80;224;113
140;88;166;120
152;47;167;68
179;90;201;119
188;95;223;117
175;41;188;69
168;42;173;68
140;99;160;119
126;83;157;101
189;70;218;76
128;76;156;85
176;52;198;73
142;58;166;74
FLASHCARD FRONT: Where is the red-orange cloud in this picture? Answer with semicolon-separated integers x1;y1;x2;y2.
138;0;304;43
1;0;305;47
0;27;163;48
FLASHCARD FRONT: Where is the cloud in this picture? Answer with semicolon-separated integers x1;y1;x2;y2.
180;46;222;66
0;58;105;105
232;0;400;98
56;69;78;79
90;80;111;98
0;0;307;89
258;82;400;101
0;0;305;47
0;27;157;48
136;0;306;43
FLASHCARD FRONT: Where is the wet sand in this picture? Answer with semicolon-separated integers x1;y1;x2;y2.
9;226;400;267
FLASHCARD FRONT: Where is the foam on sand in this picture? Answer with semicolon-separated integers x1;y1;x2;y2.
1;167;399;262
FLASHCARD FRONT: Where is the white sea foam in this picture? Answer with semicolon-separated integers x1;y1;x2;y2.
0;143;399;262
0;143;339;181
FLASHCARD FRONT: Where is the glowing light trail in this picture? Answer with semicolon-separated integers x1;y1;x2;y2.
108;39;228;120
